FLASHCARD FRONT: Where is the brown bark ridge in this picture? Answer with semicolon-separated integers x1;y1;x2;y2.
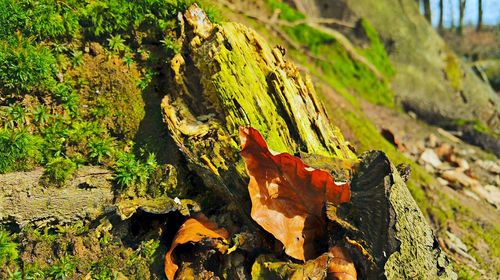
160;5;456;279
0;166;114;228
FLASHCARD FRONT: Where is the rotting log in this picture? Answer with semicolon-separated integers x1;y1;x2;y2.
0;166;114;228
160;4;456;279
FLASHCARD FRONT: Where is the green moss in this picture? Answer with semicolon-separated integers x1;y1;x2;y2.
358;19;395;78
0;35;58;93
454;119;499;137
193;21;356;159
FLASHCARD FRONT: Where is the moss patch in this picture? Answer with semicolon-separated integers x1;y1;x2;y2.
70;45;145;140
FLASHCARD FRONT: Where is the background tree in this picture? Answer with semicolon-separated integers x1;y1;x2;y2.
438;0;444;30
476;0;483;31
458;0;466;35
423;0;432;23
450;0;456;28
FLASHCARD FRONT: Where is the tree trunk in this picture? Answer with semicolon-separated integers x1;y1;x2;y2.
423;0;432;23
159;4;457;279
458;0;466;35
438;0;444;30
476;0;483;31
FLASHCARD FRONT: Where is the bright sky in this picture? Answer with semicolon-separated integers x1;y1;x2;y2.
427;0;500;26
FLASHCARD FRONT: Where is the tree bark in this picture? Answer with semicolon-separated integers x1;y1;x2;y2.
337;151;456;279
457;0;466;35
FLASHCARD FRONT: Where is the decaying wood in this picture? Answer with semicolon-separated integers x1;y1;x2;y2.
338;151;456;279
0;166;114;228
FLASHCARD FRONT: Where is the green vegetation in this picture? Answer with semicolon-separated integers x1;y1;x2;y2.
454;118;499;137
0;129;42;173
444;52;462;90
47;256;76;279
113;151;158;195
0;1;211;275
0;229;19;267
0;0;218;179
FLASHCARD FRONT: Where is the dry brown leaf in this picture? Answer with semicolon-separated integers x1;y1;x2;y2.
240;127;350;261
328;246;357;280
164;214;229;280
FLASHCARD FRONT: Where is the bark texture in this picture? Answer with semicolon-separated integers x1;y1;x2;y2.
339;151;456;279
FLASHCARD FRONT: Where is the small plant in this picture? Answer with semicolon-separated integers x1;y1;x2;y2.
2;103;30;129
23;263;46;280
107;34;127;53
70;50;84;66
47;256;75;280
137;68;154;90
122;53;134;68
0;129;42;173
160;36;181;55
0;229;19;267
43;157;77;186
113;151;157;190
6;268;22;280
33;104;51;126
88;137;114;164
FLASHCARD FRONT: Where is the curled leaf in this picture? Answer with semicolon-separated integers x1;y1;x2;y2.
164;214;229;280
328;246;357;280
240;127;350;261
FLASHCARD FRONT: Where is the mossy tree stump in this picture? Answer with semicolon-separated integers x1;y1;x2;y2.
158;5;456;279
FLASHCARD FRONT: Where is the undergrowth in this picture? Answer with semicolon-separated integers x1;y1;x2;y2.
0;0;217;192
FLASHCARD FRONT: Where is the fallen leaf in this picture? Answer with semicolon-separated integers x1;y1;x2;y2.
164;214;229;280
328;246;357;280
240;127;350;261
